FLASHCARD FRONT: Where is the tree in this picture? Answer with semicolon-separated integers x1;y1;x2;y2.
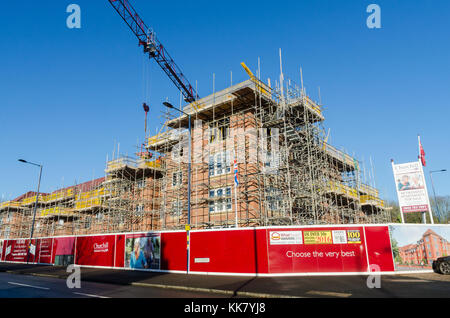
430;195;450;223
385;197;449;224
391;237;402;264
385;200;401;223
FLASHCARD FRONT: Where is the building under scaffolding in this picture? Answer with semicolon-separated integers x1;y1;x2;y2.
0;74;389;240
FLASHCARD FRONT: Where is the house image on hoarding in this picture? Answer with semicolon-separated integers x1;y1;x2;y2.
398;229;450;267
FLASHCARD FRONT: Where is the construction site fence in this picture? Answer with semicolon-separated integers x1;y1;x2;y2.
1;224;448;276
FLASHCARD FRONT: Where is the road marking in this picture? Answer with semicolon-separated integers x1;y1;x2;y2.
131;282;300;298
73;292;110;298
306;290;352;298
389;279;432;283
8;282;50;290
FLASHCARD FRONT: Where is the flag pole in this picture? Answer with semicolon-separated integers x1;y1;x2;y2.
391;159;405;223
234;180;238;228
234;155;239;228
418;135;425;223
418;135;434;224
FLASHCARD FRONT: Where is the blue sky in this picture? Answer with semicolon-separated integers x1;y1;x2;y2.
0;0;449;202
390;225;450;246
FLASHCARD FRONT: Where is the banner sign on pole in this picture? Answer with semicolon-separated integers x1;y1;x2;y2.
392;160;432;215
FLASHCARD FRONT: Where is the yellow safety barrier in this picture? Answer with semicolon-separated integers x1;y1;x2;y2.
360;195;385;207
75;188;106;201
0;201;22;210
21;195;47;206
44;189;75;202
138;159;162;169
327;181;359;199
147;130;172;147
75;197;103;210
40;207;74;218
73;187;108;211
359;184;379;197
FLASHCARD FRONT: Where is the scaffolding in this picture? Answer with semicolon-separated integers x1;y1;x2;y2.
0;70;389;239
140;76;389;230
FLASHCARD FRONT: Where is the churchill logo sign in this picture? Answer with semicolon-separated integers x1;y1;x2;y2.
93;242;109;253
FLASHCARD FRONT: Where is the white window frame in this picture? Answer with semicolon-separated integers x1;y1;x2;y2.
209;186;232;213
172;171;183;187
209;151;231;177
265;187;282;211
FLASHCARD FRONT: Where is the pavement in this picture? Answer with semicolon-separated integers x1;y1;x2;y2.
0;272;223;298
0;263;449;298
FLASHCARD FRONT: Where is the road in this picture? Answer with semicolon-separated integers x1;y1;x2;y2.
0;272;225;298
0;263;449;298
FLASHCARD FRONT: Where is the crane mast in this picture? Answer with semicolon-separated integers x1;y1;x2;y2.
108;0;199;103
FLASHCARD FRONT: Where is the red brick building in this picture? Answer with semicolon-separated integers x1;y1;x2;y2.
398;229;450;266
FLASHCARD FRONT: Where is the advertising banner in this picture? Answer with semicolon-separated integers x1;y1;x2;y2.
269;231;303;245
389;224;450;271
392;161;431;214
37;238;53;264
268;227;368;273
0;240;3;261
75;235;116;267
124;233;160;270
4;239;37;263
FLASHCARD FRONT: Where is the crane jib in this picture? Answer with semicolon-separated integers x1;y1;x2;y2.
108;0;198;103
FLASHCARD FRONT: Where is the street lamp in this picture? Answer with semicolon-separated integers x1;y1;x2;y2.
18;159;43;264
163;102;192;273
429;169;446;222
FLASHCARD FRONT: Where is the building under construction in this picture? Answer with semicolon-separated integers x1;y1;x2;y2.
0;72;389;240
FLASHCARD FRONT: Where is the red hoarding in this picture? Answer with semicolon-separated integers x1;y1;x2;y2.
267;227;368;273
364;226;395;272
4;239;38;263
37;238;53;264
160;232;187;271
0;225;402;275
75;235;116;267
114;234;125;268
0;240;4;261
52;237;75;264
190;229;269;274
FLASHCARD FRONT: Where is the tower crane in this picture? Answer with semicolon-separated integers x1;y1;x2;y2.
108;0;199;103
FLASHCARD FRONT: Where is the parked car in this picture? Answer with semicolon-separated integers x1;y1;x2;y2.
432;256;450;275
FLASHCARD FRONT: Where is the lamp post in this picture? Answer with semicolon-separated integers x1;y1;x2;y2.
18;159;43;264
163;101;192;273
429;169;446;222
